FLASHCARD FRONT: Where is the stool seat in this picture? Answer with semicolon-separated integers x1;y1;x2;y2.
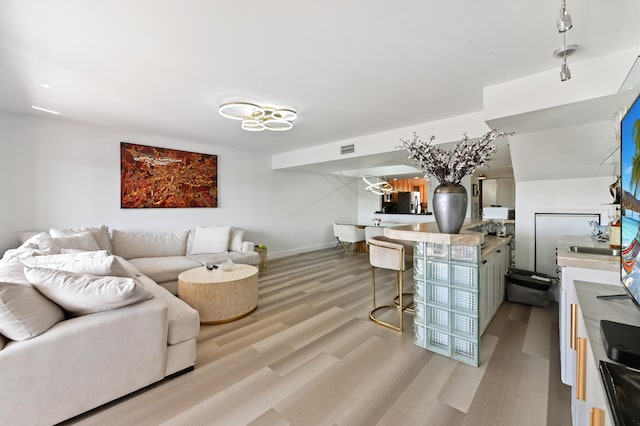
368;235;414;332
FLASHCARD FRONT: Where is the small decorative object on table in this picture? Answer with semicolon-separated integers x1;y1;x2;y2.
400;129;511;234
373;217;381;226
219;259;234;271
589;220;609;242
255;244;267;270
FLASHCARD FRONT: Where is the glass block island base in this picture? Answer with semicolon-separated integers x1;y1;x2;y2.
385;222;511;367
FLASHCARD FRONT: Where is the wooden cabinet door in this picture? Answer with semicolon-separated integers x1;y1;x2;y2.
480;254;496;335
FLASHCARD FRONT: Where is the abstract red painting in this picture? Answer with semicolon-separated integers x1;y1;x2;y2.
120;142;217;208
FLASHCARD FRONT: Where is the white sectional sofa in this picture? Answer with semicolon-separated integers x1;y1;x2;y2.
0;225;260;426
111;226;259;295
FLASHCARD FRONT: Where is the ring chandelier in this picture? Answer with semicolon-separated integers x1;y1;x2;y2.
362;175;393;195
218;102;297;132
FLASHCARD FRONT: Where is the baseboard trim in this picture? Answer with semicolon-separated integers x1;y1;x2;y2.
268;242;336;259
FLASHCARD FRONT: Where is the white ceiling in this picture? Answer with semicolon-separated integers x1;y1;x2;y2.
1;0;639;159
283;135;513;180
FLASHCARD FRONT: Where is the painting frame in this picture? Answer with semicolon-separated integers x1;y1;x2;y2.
120;142;218;208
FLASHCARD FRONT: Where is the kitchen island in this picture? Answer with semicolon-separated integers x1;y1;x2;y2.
385;221;511;367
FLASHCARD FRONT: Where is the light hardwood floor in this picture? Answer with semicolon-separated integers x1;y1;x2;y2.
65;248;571;426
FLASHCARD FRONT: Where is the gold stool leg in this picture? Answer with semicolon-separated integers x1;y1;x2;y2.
398;270;403;331
371;267;376;308
369;267;403;332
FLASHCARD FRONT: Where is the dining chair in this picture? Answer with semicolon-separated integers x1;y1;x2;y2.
368;235;414;331
332;223;341;249
364;226;384;244
335;224;365;256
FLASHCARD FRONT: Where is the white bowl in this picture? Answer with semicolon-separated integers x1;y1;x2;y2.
219;260;234;271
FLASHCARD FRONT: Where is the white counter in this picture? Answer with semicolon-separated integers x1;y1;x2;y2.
556;235;619;273
370;213;435;225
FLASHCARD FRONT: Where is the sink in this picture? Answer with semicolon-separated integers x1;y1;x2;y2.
568;245;620;256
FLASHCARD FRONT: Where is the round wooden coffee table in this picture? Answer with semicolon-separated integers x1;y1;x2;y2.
178;264;259;324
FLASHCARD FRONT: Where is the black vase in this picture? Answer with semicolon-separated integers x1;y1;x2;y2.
432;183;468;234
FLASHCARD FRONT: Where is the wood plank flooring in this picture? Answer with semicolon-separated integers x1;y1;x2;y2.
64;248;571;426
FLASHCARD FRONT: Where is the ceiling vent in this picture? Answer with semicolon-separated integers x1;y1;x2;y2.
341;144;355;155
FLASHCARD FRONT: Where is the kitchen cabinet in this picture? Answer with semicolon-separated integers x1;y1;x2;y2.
556;236;619;387
559;266;618;387
571;292;609;425
481;177;515;208
569;281;640;426
479;241;510;334
556;236;625;426
388;178;429;205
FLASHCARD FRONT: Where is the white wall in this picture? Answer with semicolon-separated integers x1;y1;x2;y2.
484;47;639;122
0;112;359;257
509;121;619;182
0;115;37;249
514;176;615;270
273;111;489;170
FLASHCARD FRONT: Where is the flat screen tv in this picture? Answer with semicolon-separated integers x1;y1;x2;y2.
621;91;640;308
601;91;640;369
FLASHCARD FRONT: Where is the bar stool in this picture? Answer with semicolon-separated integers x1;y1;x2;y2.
364;226;384;244
368;235;414;332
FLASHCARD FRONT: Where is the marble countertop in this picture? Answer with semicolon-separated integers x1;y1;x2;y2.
481;235;513;259
384;222;485;245
575;280;640;366
575;280;640;424
374;211;433;215
384;220;511;259
556;236;619;272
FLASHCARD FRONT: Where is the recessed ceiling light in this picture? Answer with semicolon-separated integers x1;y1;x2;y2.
31;106;60;115
40;84;52;89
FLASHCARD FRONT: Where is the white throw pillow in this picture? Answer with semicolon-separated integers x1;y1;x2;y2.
59;248;91;254
24;267;153;316
21;232;56;251
0;282;65;341
228;228;245;252
30;251;109;262
22;254;134;278
0;260;31;285
188;226;231;255
16;231;40;244
111;230;189;259
51;231;100;252
50;226;113;253
0;246;55;263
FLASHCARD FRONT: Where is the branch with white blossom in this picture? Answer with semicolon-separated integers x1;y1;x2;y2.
399;129;513;185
